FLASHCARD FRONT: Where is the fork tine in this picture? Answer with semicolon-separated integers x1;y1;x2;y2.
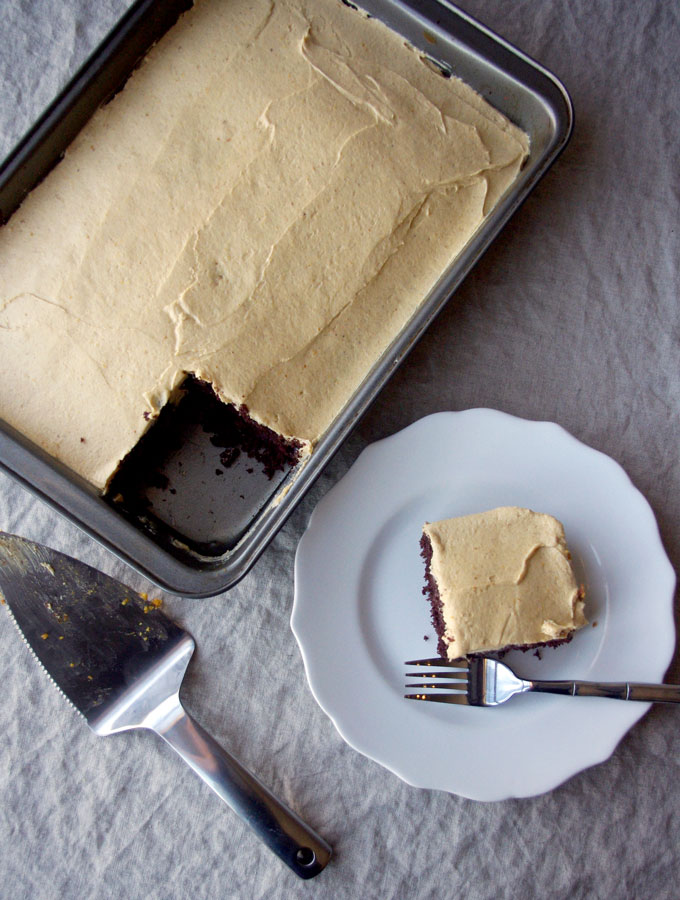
404;693;469;705
405;682;467;690
404;657;468;668
404;671;467;680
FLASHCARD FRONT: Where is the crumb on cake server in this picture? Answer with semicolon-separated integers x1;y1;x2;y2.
420;507;587;659
0;0;528;492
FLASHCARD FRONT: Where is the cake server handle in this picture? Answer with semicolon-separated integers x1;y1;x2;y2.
151;697;332;878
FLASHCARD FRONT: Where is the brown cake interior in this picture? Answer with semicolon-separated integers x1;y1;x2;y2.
420;532;448;658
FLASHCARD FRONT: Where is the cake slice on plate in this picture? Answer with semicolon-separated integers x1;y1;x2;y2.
420;507;586;659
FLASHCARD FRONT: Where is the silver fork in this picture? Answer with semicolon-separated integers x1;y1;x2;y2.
405;657;680;706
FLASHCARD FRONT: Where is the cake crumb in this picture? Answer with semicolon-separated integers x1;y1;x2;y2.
143;596;163;613
220;447;241;468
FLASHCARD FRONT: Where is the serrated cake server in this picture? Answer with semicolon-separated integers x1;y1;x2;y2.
0;532;331;879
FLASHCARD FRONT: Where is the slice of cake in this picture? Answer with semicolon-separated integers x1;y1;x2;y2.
420;507;586;659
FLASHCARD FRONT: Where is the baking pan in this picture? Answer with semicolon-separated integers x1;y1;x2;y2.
0;0;572;597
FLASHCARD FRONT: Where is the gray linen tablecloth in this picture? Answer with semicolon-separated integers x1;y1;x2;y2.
1;1;679;898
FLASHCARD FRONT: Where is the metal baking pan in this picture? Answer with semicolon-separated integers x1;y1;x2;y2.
0;0;572;597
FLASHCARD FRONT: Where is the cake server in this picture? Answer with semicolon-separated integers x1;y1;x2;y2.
0;532;331;879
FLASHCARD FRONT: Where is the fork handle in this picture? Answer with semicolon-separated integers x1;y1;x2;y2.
529;680;680;703
152;699;331;878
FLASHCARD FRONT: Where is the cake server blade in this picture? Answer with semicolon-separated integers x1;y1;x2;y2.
0;532;331;879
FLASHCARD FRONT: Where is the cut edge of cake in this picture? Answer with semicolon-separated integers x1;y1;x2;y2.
105;374;306;506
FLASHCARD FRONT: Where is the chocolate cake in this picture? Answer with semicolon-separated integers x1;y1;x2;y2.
0;0;529;499
421;507;587;659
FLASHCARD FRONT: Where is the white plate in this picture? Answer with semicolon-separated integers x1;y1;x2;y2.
292;410;676;801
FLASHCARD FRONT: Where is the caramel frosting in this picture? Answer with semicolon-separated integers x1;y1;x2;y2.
0;0;528;490
423;507;586;658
